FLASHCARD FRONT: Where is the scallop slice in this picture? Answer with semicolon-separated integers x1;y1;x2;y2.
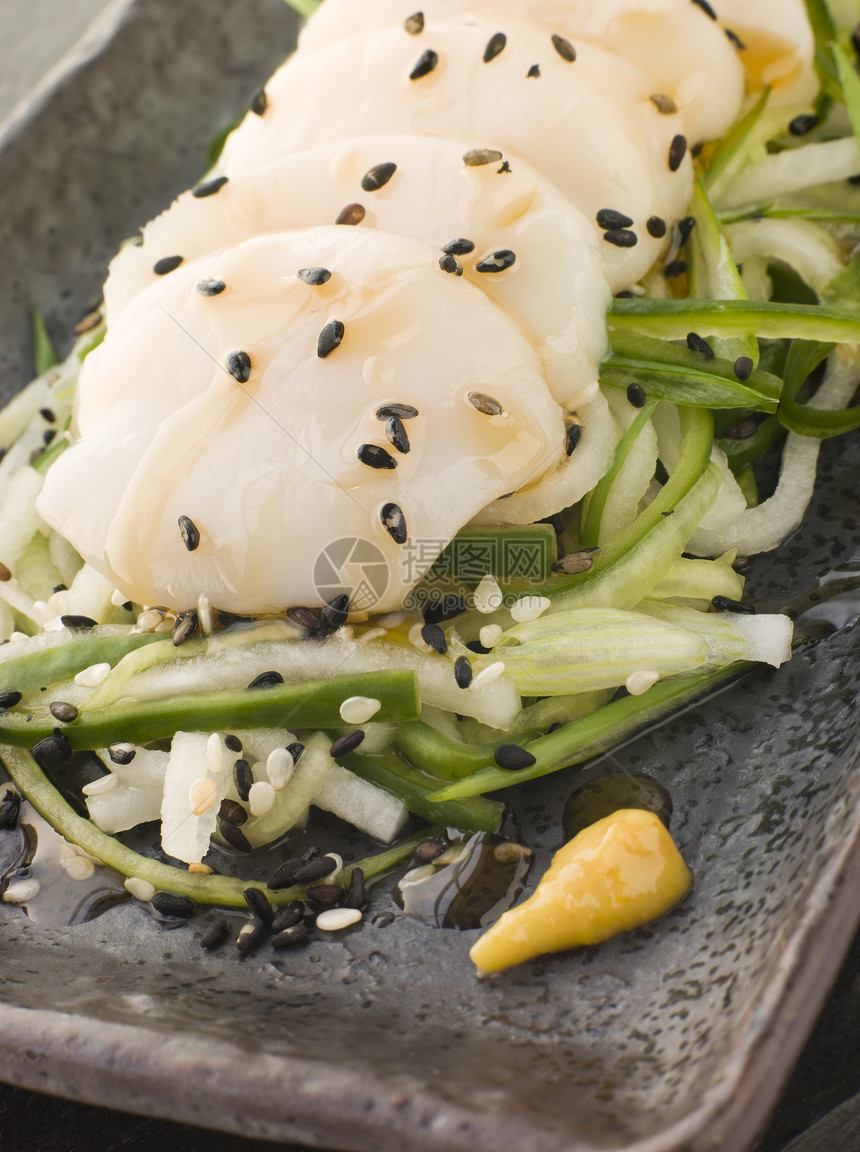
104;135;611;408
297;0;745;145
217;15;694;291
712;0;817;107
37;227;566;616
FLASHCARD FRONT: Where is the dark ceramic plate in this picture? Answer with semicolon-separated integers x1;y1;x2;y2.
0;3;858;1149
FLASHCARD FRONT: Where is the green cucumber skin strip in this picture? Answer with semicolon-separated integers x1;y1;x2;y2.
430;664;752;802
579;400;658;549
0;743;429;907
609;300;860;343
599;361;777;411
393;720;506;780
0;670;419;749
1;632;166;693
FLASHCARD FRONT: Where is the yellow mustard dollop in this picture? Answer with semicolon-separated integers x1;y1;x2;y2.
469;808;692;976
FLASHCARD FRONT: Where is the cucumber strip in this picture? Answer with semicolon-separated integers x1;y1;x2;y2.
702;87;772;194
579;401;658;548
609;298;860;343
393;720;504;780
778;339;860;436
283;0;320;16
718;416;786;470
427;524;557;584
599;360;777;411
716;136;860;210
607;330;782;397
0;631;166;693
803;0;841;102
30;312;58;376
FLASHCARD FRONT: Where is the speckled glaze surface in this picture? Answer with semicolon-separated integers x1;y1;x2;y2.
0;3;858;1150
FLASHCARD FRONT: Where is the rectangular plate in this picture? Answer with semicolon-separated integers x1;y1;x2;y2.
0;3;858;1149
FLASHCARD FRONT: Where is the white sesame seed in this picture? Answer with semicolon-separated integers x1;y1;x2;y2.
206;732;223;776
510;595;551;623
339;695;382;724
321;852;343;882
479;624;503;649
3;878;40;903
474;574;503;614
188;777;218;815
9;631;30;644
137;609;163;631
625;670;661;696
375;610;408;629
124;877;156;902
82;773;118;796
74;662;111;688
188;862;214;874
198;594;214;635
61;854;96;881
469;661;506;692
266;747;294;790
154;617;175;633
316;907;362;931
358;627;387;643
248;780;276;816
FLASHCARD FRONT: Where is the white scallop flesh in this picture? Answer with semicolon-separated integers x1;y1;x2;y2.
217;15;694;291
36;228;566;615
712;0;818;107
104;134;611;408
297;0;745;145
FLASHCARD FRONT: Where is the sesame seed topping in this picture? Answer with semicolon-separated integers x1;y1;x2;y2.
494;744;536;771
243;887;274;924
410;48;438;80
565;424;582;455
286;742;304;763
420;622;447;654
664;259;688;278
196;277;226;296
335;203;365;225
219;818;252;852
596;208;634;231
297;267;331;286
376;402;419;420
463;148;503;167
250;88;267;115
551;550;596;575
339;696;381;724
711;595;756;615
687;331;715;359
357;443;397;469
317;907;362;931
527;63;541;78
468;391;504;416
220;798;247;826
361;161;398;191
33;730;72;763
454;655;473;689
690;0;717;18
153;255;183;276
551;33;576;62
384;416;410;453
476;249;516;273
226;350;252;383
497;160;511;174
192;176;229;199
404;11;424;34
483;32;507;62
233;758;253;801
246;670;285;690
108;742;136;765
178;514;200;551
790;114;818;136
49;701;78;723
442;238;475;255
627;382;647;407
647;216;667;238
678;216;697;244
173;611;199;647
650;93;677;114
381;503;408;544
725;28;746;49
224;734;242;753
0;691;23;711
668;134;688;172
734;356;754;381
61;614;97;631
330;729;365;757
603;229;638;248
317;320;345;358
439;253;463;275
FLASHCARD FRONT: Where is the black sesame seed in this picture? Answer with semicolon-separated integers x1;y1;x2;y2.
663;259;688;278
686;331;715;359
527;63;541;78
361;161;398;191
711;595;756;615
192;175;229;199
294;855;340;883
307;883;343;908
733;356;754;381
108;742;136;765
442;239;475;257
725;28;746;49
627;382;647;408
219;798;247;826
423;595;467;624
60;614;97;631
226;350;252;383
233;758;253;802
615;290;636;299
723;419;759;440
345;867;367;910
650;93;677;114
465;640;492;655
244;887;275;925
271;900;305;930
494;744;537;770
410;49;438;80
691;0;717;19
297;266;332;286
376;402;419;420
219;817;252;852
335;203;365;225
668;134;688;172
677;216;697;245
250;87;267;115
39;408;55;423
646;216;667;238
49;702;78;723
153;255;183;276
236;921;268;954
790;113;819;136
272;923;308;949
151;891;196;918
404;11;424;35
32;730;72;762
200;918;229;950
267;858;301;890
603;229;638;248
381;503;408;544
496;160;512;174
196;278;226;296
224;734;242;753
357;443;397;470
322;593;350;631
246;670;284;690
439;253;463;275
596;208;634;231
454;655;473;689
385;416;410;454
178;514;200;552
0;790;20;831
42;429;56;446
420;622;447;654
483;32;507;62
330;730;365;757
0;691;22;710
476;249;516;273
317;320;345;358
463;148;503;167
468;391;504;416
286;606;324;636
565;424;582;455
551;33;576;62
551;550;596;575
172;610;199;647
